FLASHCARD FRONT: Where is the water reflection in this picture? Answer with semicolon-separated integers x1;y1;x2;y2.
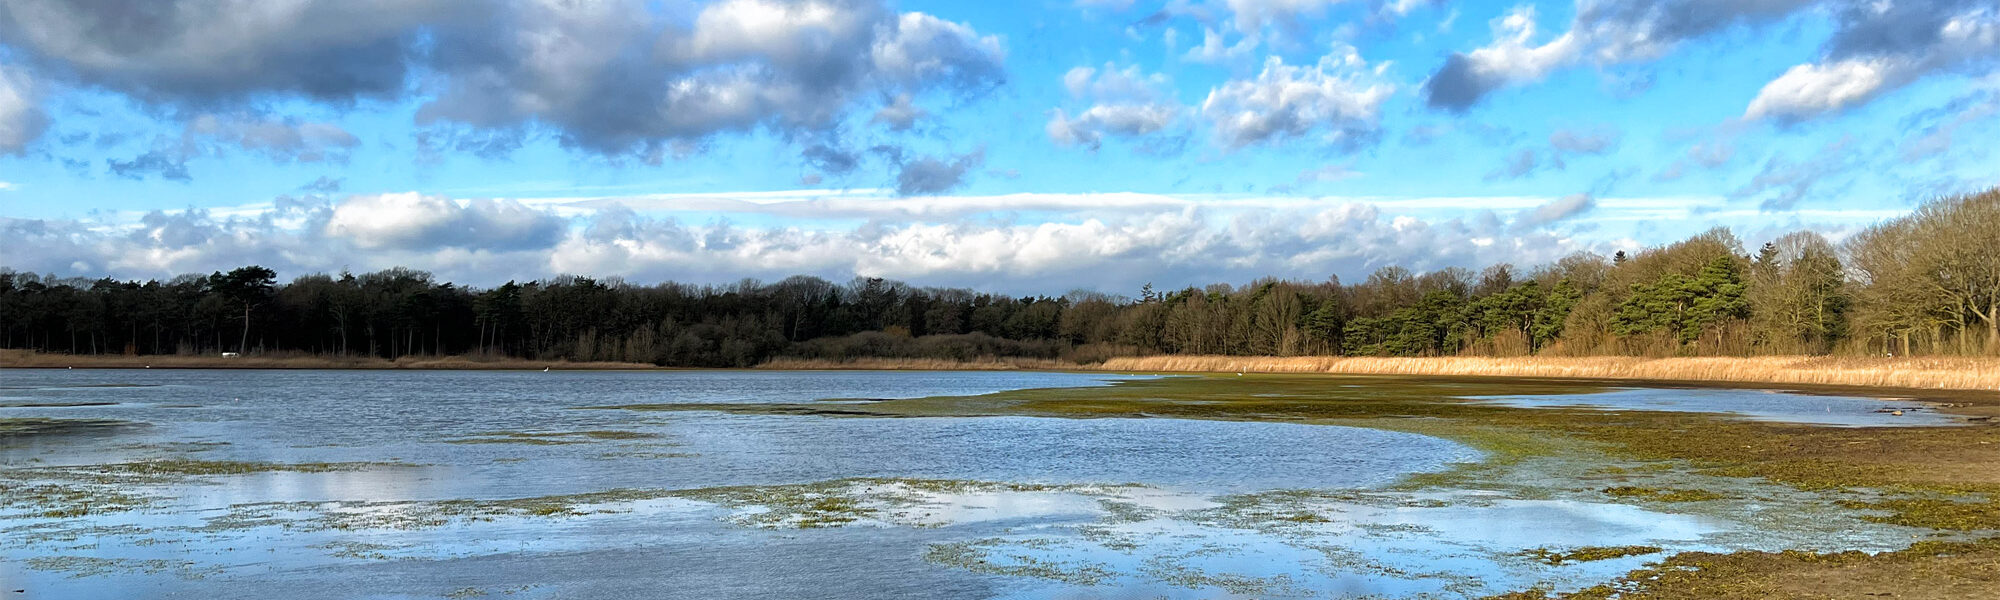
1471;387;1961;426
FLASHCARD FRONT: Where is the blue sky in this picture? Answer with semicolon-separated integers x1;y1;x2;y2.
1;0;1994;294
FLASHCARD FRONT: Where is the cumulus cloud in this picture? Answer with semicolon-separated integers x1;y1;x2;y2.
0;193;1603;294
0;65;47;155
419;0;1005;156
0;66;46;155
1;0;1008;169
1745;2;1998;121
1047;63;1187;151
325;192;567;251
0;0;462;104
1424;6;1581;111
1201;46;1393;149
1424;0;1811;111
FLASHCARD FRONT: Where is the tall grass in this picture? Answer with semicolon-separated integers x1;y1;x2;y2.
1096;355;2000;391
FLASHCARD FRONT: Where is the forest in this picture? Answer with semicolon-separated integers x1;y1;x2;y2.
3;189;1995;366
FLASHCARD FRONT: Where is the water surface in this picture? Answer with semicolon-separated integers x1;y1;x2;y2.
0;369;1934;599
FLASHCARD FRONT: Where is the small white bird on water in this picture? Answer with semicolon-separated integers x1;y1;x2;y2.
543;366;551;372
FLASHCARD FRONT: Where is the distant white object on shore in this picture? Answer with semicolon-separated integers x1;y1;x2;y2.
221;352;241;358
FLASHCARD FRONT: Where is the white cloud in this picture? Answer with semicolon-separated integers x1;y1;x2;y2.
3;189;1907;294
1423;0;1814;111
1745;58;1895;121
1047;63;1187;150
1746;7;1999;121
325;192;568;251
1201;46;1394;149
0;65;47;155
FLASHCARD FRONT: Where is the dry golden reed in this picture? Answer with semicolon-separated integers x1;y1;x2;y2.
757;357;1081;371
1095;355;1999;391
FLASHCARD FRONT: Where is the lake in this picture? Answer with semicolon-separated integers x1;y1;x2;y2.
0;369;1948;598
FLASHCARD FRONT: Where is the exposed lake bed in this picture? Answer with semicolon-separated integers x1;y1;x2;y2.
2;370;1996;598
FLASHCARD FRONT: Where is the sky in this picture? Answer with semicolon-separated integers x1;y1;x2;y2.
0;0;1995;295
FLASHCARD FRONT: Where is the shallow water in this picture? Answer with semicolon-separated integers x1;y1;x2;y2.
0;369;1934;599
1471;386;1962;427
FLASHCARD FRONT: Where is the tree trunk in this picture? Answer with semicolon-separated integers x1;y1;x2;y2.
239;305;252;354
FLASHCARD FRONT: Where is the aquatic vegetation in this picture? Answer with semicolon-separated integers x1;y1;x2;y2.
1140;556;1299;595
1530;538;2000;599
1523;545;1664;565
23;555;218;579
1836;495;2000;531
666;478;1077;529
0;481;152;518
313;540;399;561
924;539;1115;585
1602;486;1728;503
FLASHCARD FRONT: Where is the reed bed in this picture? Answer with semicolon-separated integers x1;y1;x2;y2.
757;357;1083;371
1095;355;2000;391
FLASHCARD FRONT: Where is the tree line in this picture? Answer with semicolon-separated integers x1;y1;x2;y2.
3;189;1994;365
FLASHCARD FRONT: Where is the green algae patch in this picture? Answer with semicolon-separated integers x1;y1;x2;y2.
1523;545;1664;565
925;538;1115;585
1602;486;1727;503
